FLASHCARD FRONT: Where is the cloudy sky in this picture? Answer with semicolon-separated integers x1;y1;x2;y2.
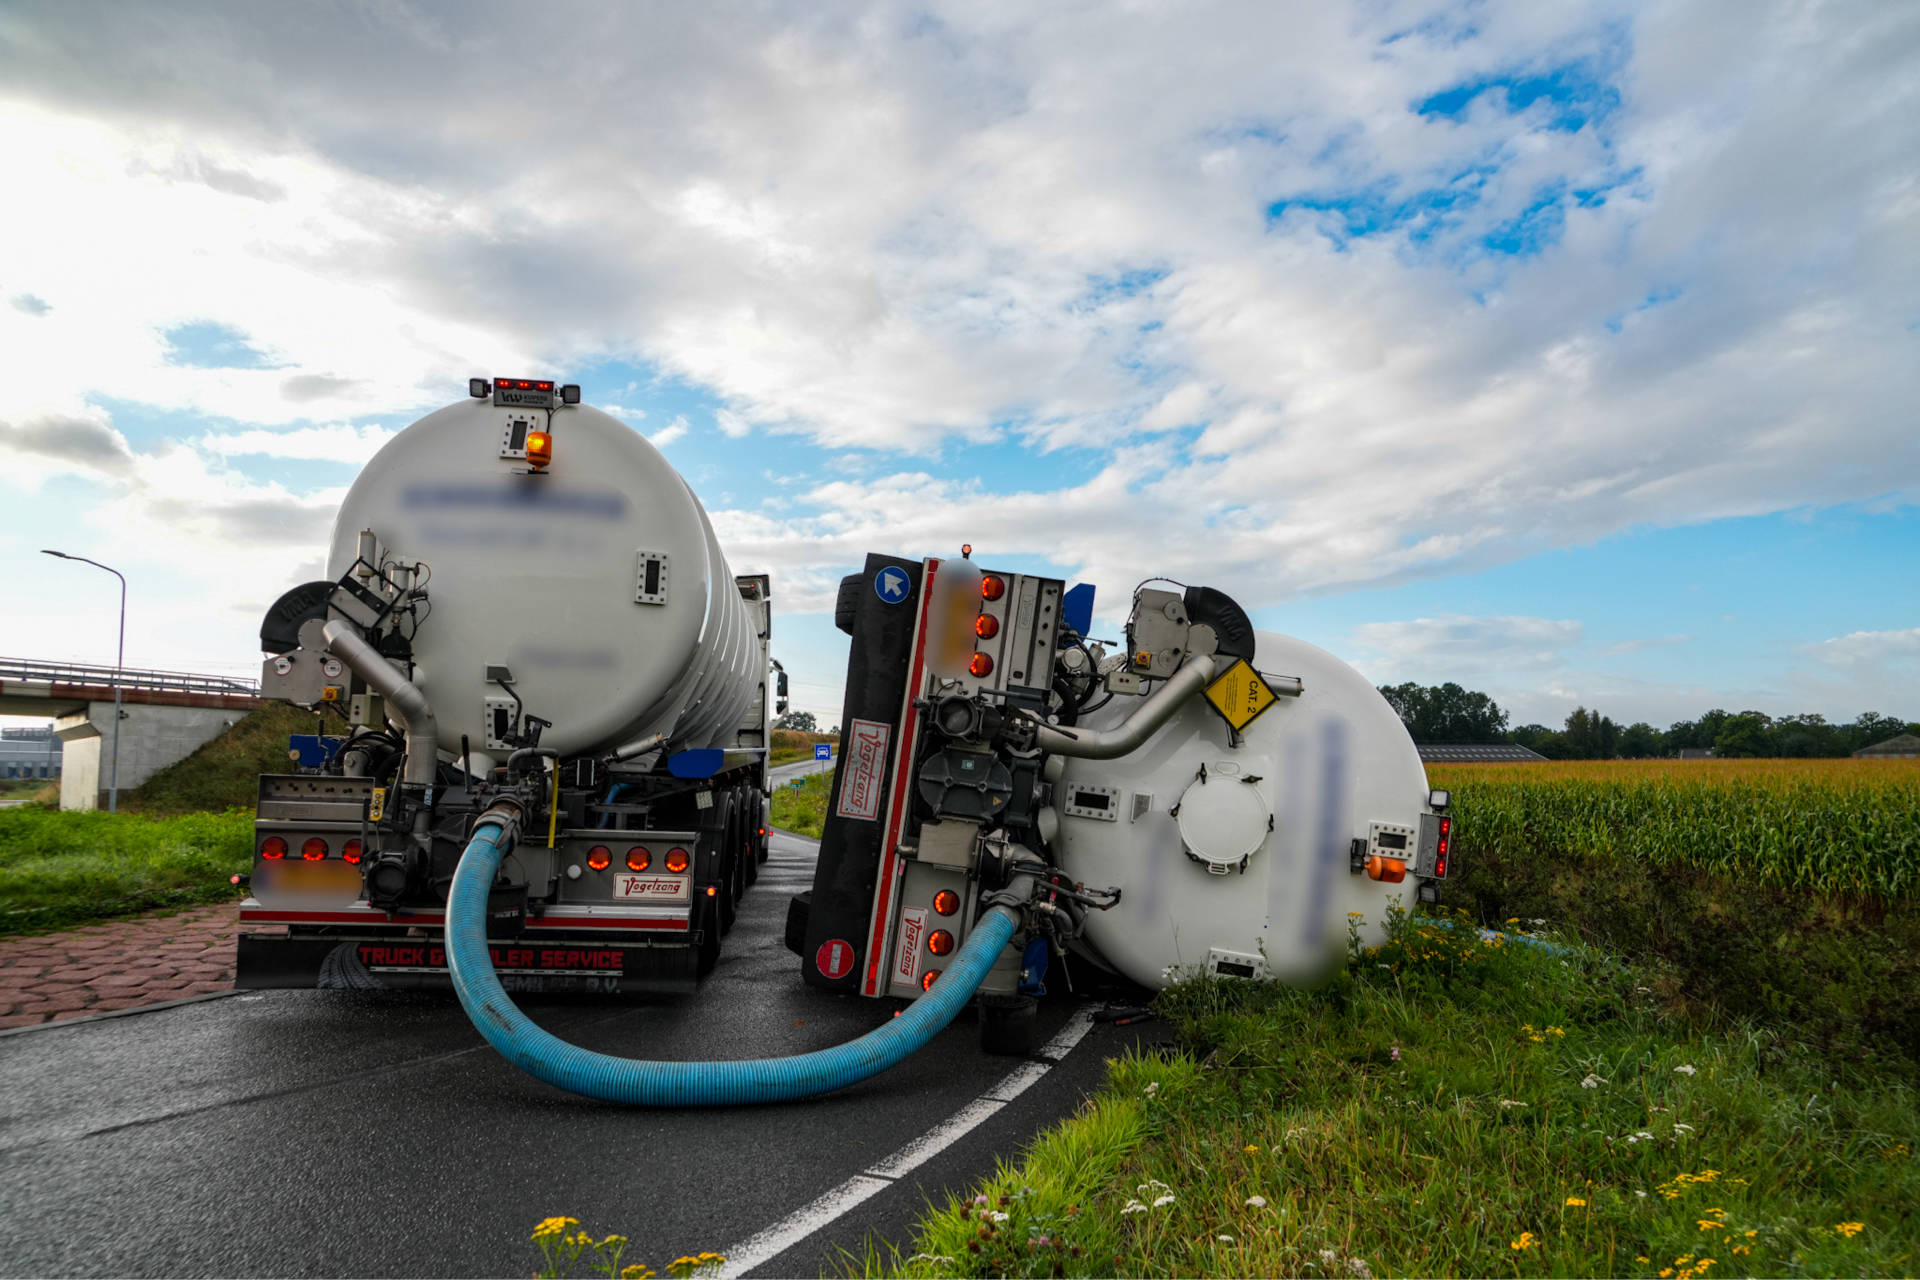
2;0;1915;733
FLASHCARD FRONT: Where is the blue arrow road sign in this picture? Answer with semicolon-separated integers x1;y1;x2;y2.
874;566;909;603
814;743;832;761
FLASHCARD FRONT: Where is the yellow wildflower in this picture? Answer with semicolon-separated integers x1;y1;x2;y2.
1565;1196;1587;1206
1509;1232;1538;1250
1636;1257;1650;1264
1658;1269;1673;1278
1834;1221;1864;1238
1244;1143;1260;1154
1697;1220;1721;1231
621;1268;655;1280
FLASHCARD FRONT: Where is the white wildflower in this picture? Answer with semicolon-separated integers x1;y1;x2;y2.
1674;1064;1697;1076
1673;1122;1695;1133
1349;1258;1374;1279
1144;1081;1160;1095
1138;1179;1171;1193
1121;1201;1147;1215
1580;1074;1607;1089
1635;1190;1647;1198
990;1211;1009;1223
1320;1249;1340;1264
1245;1195;1268;1208
1498;1099;1527;1109
1152;1194;1176;1208
1218;1234;1235;1242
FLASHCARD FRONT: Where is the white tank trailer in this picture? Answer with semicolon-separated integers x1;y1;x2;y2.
789;556;1452;1051
236;379;783;991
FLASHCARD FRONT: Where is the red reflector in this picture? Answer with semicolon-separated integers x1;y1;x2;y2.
980;575;1006;601
665;847;690;873
260;836;287;860
969;652;994;677
302;837;328;861
586;845;611;871
342;839;362;864
627;846;651;872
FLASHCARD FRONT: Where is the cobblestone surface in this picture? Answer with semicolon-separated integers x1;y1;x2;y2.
0;903;237;1029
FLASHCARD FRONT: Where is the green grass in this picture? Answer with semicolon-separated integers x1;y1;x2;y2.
770;771;832;838
0;806;252;937
0;777;49;798
864;912;1919;1278
122;702;320;815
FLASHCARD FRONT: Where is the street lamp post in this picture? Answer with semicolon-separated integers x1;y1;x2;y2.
41;550;126;813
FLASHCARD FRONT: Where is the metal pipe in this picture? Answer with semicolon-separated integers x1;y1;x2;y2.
604;732;667;764
1030;654;1217;760
321;619;439;786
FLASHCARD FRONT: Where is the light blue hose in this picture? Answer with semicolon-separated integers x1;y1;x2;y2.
445;815;1020;1105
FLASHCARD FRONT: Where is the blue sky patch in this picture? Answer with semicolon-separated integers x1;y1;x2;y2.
161;320;279;369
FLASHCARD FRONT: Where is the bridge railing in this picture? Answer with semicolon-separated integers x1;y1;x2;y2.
0;657;259;698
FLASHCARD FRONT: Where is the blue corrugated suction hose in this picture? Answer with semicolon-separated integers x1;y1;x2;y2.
444;814;1020;1105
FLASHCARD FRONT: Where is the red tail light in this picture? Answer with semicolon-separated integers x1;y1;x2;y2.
260;836;287;860
665;847;690;873
302;838;328;861
1436;816;1451;877
974;614;999;639
342;839;363;864
921;970;941;991
968;653;994;677
928;929;955;956
627;846;651;872
586;845;612;871
931;889;959;916
980;575;1005;601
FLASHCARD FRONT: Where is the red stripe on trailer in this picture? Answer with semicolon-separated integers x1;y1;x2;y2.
238;907;689;931
864;557;937;996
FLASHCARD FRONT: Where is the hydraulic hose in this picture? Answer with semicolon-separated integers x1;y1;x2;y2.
444;809;1024;1105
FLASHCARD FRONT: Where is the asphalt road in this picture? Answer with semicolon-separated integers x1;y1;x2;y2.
0;765;1158;1279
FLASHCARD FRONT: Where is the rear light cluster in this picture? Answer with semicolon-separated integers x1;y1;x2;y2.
665;847;690;873
259;835;365;863
968;572;1008;681
260;836;287;860
302;838;328;861
1435;815;1451;878
586;846;613;871
627;846;651;871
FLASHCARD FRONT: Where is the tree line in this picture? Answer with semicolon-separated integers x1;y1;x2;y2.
1376;681;1918;759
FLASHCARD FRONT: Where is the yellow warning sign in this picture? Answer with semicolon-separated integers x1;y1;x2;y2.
1203;659;1279;733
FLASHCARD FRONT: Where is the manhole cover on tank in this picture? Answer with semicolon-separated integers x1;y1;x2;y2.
1175;770;1271;873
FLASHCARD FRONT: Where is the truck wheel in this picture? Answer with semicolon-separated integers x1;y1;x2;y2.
740;787;760;888
833;573;863;636
977;994;1038;1056
717;796;739;932
695;892;721;977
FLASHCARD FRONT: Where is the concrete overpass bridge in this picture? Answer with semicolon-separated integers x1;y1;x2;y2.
0;659;260;810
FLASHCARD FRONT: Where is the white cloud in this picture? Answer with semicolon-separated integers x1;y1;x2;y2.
198;423;398;462
1799;628;1920;668
1348;614;1585;680
650;415;689;448
0;1;1912;719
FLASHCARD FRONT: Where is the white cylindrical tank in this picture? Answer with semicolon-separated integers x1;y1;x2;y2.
326;398;758;764
1050;631;1427;989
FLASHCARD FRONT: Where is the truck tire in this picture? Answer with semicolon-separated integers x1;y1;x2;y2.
833;573;863;636
695;892;721;977
977;994;1039;1056
743;787;762;885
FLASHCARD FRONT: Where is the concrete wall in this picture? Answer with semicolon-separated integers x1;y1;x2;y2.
55;702;243;811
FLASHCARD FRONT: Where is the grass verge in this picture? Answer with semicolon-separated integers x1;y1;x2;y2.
0;807;251;937
770;771;831;839
122;702;319;815
867;911;1919;1278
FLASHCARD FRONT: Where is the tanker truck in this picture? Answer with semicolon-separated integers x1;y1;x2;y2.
238;377;782;990
236;377;1451;1101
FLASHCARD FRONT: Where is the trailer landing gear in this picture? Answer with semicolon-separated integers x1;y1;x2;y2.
977;993;1038;1056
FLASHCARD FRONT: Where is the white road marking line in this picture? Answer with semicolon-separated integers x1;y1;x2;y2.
714;1008;1097;1279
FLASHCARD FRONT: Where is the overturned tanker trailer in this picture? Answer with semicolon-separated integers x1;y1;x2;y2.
238;378;780;992
789;555;1453;1052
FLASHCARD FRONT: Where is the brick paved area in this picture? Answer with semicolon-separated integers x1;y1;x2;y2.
0;903;238;1030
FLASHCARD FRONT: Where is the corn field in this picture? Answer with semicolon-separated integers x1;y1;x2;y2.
1425;759;1920;897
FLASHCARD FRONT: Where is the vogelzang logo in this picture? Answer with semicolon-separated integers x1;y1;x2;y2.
835;719;891;822
894;906;926;983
